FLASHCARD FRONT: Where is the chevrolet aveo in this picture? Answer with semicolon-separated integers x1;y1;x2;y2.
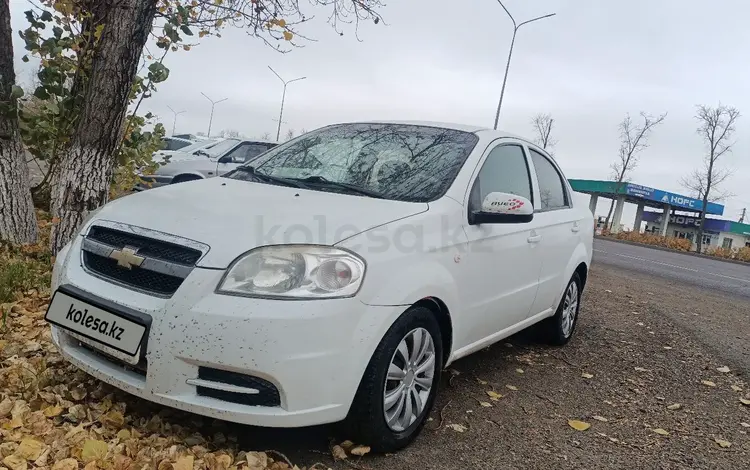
47;121;593;451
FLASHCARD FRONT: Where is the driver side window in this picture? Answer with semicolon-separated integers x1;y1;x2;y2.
225;143;274;163
470;144;533;209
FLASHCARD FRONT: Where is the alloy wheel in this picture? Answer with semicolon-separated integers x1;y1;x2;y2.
561;281;579;338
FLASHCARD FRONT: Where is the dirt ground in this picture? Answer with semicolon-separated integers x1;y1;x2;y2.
2;264;749;469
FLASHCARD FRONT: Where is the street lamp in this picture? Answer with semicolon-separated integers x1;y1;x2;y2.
268;66;306;142
167;105;186;137
201;92;228;138
493;1;555;130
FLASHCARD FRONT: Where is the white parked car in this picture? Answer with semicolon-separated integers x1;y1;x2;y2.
138;138;278;189
47;121;593;451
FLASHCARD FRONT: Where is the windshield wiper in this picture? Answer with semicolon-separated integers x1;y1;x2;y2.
194;150;210;157
234;166;308;189
291;175;385;199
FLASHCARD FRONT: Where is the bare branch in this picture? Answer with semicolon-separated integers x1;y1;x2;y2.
530;113;556;153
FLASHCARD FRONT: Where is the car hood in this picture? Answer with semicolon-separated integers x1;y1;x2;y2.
90;178;428;268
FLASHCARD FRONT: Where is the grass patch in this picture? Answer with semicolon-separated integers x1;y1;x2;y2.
0;211;53;304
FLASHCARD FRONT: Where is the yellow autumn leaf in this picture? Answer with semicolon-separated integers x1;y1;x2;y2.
715;438;731;448
116;429;131;440
81;439;108;463
701;380;716;387
283;31;293;41
652;428;669;436
740;398;750;406
447;423;467;433
277;19;286;27
331;445;347;461
199;30;208;38
667;403;682;410
52;459;78;470
2;455;27;470
476;378;487;385
43;405;63;417
486;390;503;401
567;420;591;431
479;401;493;408
581;372;594;379
731;385;743;392
245;452;268;470
173;456;193;470
505;385;518;391
102;410;125;428
350;445;370;456
16;438;44;460
183;45;191;51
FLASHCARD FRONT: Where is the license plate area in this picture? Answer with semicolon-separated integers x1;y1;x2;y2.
45;287;150;362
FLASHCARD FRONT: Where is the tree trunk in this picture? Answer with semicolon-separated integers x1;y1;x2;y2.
50;0;158;254
696;160;714;254
0;0;38;245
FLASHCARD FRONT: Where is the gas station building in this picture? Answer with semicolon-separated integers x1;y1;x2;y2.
568;179;750;250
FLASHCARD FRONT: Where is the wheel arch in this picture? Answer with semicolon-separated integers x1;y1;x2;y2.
411;297;453;367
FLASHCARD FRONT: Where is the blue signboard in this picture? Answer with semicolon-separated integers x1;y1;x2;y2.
641;211;731;232
625;183;724;215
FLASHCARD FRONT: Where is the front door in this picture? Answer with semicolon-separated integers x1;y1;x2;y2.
461;142;543;346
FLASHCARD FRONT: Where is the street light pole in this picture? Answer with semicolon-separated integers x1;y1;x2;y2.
268;66;306;142
167;105;186;137
493;1;555;130
201;92;228;138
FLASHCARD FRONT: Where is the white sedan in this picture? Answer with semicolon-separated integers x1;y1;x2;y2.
47;121;593;451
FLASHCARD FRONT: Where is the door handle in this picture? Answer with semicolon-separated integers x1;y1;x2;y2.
527;234;542;244
571;223;580;233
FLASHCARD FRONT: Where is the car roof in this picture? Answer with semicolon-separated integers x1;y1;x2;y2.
323;120;533;142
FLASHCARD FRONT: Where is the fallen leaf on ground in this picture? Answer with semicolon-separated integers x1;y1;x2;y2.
116;429;131;440
173;456;194;470
42;405;63;417
479;401;492;408
52;459;78;470
246;452;268;469
568;420;591;431
663;346;673;350
653;428;670;436
476;378;487;385
515;368;524;374
605;289;612;293
486;391;503;401
16;438;44;461
350;445;371;456
592;416;608;422
701;380;716;387
3;454;27;470
714;438;731;448
731;385;743;392
331;445;347;461
505;385;518;391
447;423;467;433
717;366;731;373
81;439;108;463
581;373;594;379
636;322;644;326
740;422;750;428
667;403;682;410
338;440;354;451
740;398;750;406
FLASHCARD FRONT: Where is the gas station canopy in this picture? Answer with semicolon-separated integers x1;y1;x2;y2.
569;179;725;216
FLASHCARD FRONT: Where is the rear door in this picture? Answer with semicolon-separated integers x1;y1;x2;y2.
526;146;581;316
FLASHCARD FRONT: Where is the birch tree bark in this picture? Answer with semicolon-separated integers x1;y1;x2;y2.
0;0;38;245
50;0;158;254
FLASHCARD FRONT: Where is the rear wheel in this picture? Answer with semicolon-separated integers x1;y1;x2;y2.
344;307;443;452
540;272;582;346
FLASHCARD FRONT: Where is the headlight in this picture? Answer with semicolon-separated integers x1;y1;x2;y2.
217;245;366;299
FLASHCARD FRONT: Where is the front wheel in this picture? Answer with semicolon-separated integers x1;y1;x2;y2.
344;307;443;452
540;272;582;346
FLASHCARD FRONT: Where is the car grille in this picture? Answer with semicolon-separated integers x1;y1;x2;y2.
82;225;203;297
196;367;281;407
87;226;201;265
83;252;184;296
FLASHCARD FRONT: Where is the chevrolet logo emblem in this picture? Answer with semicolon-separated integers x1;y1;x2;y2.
109;246;145;269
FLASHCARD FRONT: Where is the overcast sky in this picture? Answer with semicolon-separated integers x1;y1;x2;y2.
9;0;750;225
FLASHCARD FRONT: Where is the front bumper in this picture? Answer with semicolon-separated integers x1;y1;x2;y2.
51;236;406;427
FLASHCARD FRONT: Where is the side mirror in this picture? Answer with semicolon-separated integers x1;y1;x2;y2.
217;155;232;164
470;192;534;225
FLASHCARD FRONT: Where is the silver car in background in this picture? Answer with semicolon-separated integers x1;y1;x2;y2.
137;138;278;190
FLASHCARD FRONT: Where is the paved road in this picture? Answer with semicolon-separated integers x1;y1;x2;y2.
592;238;750;299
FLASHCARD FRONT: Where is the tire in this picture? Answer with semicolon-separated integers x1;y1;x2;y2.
343;307;443;452
540;272;582;346
171;174;202;184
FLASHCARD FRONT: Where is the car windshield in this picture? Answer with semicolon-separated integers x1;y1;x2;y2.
199;138;241;157
223;123;479;202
